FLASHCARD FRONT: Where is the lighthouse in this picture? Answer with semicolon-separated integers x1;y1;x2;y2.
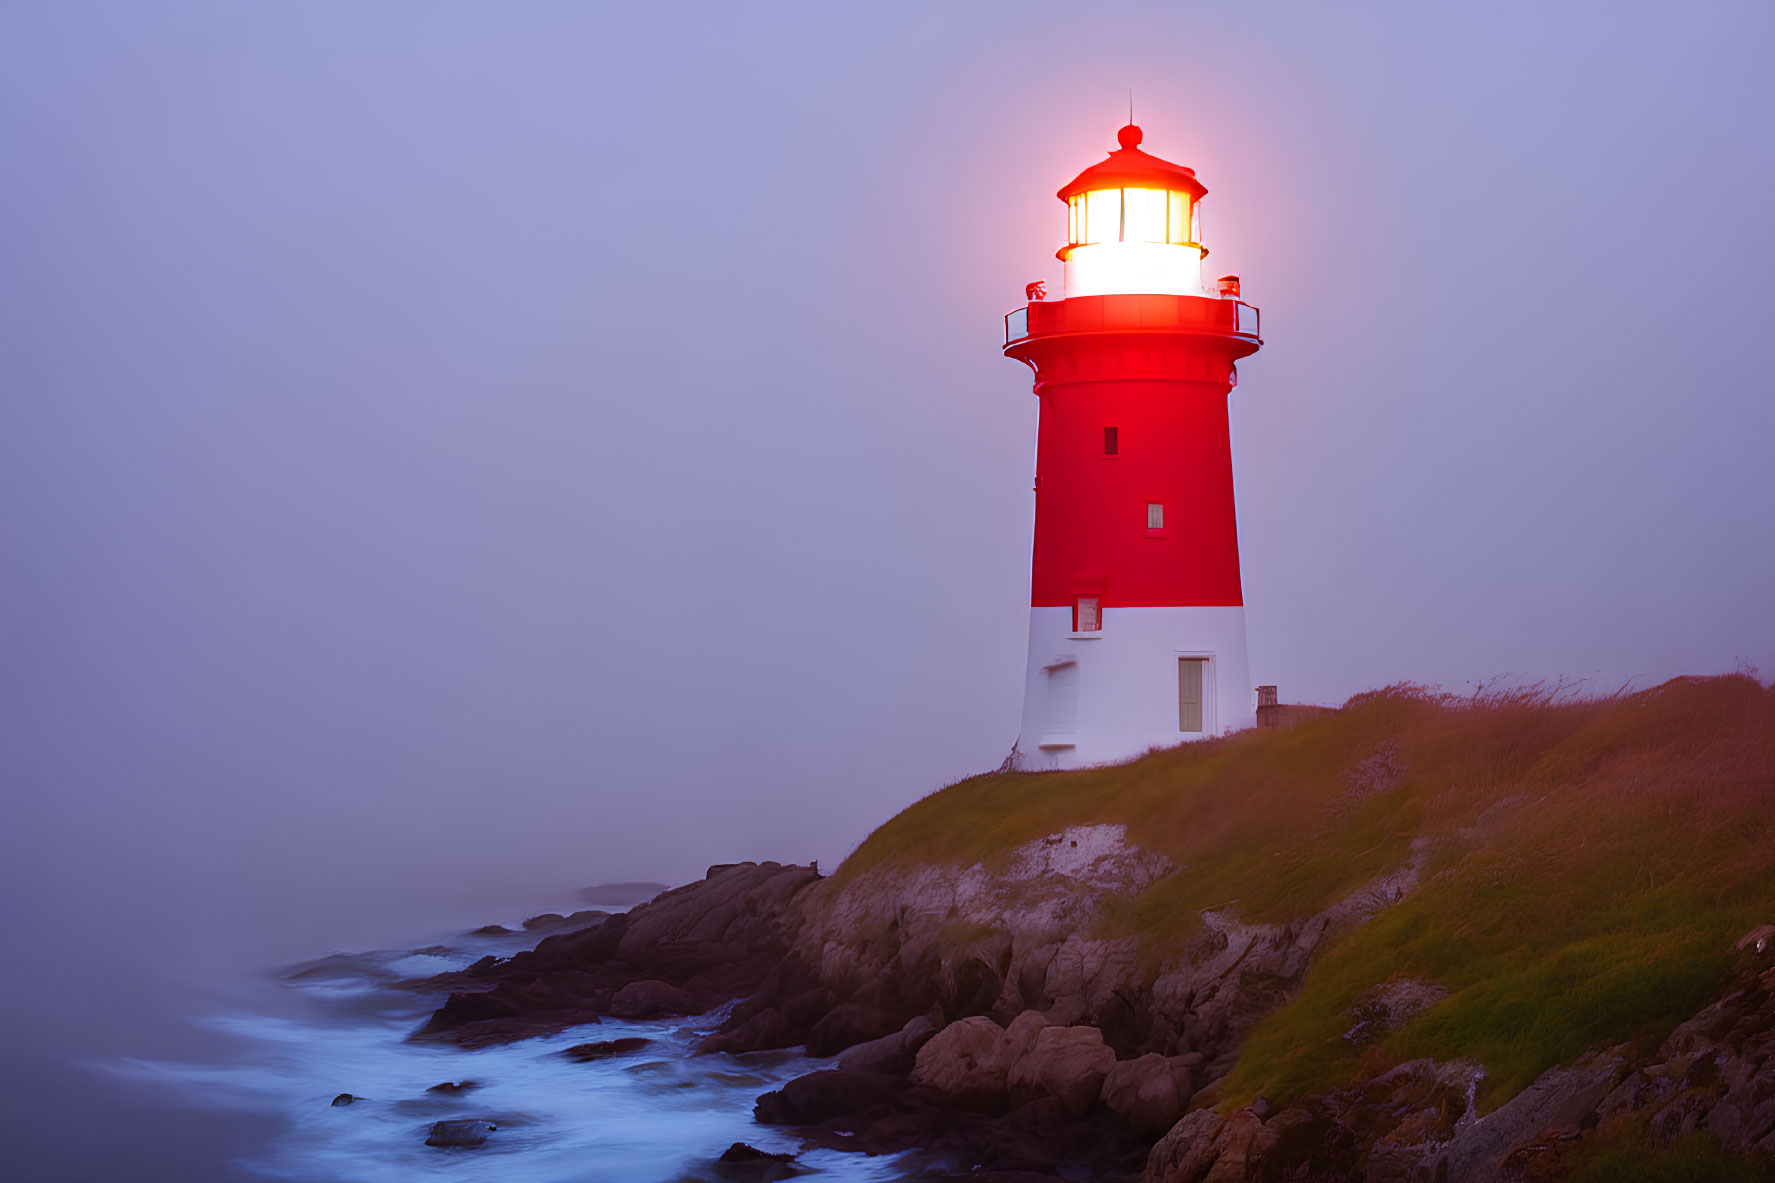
1004;123;1263;771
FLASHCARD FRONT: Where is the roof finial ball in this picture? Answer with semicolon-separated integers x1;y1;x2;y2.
1117;123;1143;150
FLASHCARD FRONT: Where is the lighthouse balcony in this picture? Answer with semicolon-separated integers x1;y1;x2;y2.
1005;293;1259;347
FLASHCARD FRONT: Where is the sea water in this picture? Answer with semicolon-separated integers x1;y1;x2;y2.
101;910;914;1182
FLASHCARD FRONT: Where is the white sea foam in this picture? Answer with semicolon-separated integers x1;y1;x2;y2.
103;944;913;1182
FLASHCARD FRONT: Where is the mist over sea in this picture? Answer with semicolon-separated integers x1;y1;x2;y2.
1;875;582;1181
5;878;909;1182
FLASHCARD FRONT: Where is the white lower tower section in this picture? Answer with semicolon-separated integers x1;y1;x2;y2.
1012;607;1255;771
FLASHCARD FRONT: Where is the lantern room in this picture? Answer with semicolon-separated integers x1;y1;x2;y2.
1058;124;1211;299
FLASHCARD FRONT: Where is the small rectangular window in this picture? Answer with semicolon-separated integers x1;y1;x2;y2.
1103;426;1119;456
1147;502;1165;530
1075;596;1101;633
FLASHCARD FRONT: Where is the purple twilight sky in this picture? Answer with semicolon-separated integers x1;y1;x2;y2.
2;8;1772;1155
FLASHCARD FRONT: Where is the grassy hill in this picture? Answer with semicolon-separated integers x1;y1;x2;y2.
840;674;1775;1115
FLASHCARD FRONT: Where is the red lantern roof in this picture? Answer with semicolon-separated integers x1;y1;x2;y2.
1057;125;1208;203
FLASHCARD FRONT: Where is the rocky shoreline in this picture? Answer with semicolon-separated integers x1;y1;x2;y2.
400;838;1775;1181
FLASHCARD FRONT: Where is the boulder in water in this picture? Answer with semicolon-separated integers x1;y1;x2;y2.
425;1080;479;1095
330;1093;356;1107
425;1119;497;1148
753;1069;895;1125
564;1036;651;1061
714;1141;804;1181
697;1006;791;1055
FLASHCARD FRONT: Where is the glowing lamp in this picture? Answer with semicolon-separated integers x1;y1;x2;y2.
1058;124;1209;298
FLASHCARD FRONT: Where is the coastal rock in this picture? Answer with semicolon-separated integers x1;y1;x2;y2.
1436;1056;1618;1182
1143;1107;1234;1183
698;1006;792;1055
1199;1110;1264;1183
996;1094;1075;1133
1146;845;1433;1070
1007;825;1177;892
415;862;819;1044
837;1015;939;1074
1007;1025;1115;1115
548;916;628;963
425;1080;478;1094
425;1119;497;1148
1737;925;1775;955
910;1016;1016;1101
714;1141;804;1181
1249;1105;1337;1177
609;979;700;1019
625;862;820;951
1144;1104;1336;1183
808;1001;902;1056
425;989;526;1031
564;1036;651;1061
779;825;1173;1045
1101;1053;1192;1133
750;825;1437;1088
330;1093;356;1107
753;1069;896;1125
1003;1010;1057;1060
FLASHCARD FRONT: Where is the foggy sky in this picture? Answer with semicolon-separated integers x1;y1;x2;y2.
3;0;1773;1086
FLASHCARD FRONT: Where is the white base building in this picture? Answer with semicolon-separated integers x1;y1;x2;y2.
1012;606;1254;771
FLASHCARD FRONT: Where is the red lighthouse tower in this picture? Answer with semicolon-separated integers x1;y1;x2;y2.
1004;123;1263;770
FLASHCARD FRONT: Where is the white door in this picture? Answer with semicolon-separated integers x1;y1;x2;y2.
1044;661;1079;743
1178;658;1206;733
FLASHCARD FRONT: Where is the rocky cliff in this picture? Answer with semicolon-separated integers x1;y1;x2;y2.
419;675;1775;1180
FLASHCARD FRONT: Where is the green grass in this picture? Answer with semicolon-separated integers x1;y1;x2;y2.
838;674;1775;1111
1567;1130;1775;1183
1225;891;1743;1111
